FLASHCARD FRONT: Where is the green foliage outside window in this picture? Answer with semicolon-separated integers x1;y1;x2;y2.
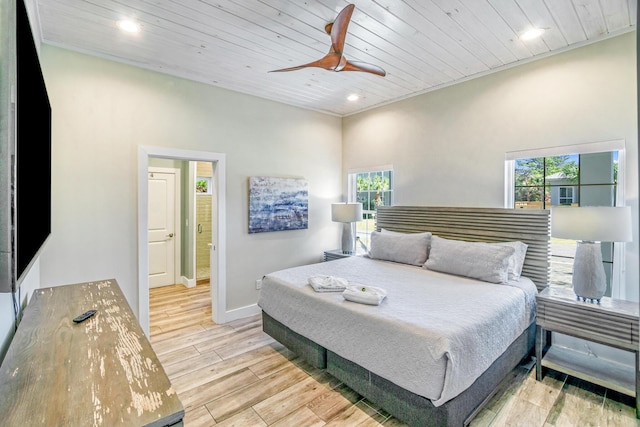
356;175;390;191
356;172;392;213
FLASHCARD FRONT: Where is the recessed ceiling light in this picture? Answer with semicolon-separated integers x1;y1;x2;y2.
347;94;359;102
117;20;141;33
520;28;545;41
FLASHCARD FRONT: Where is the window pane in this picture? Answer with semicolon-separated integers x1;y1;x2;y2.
356;191;367;209
545;155;579;183
514;186;544;209
515;158;544;189
550;237;575;289
601;241;613;263
356;215;375;249
544;184;551;208
374;172;390;191
580;152;615;185
383;170;392;187
603;262;613;296
579;184;615;206
380;191;392;207
357;173;370;190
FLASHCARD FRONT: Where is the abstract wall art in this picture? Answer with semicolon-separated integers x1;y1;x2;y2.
249;176;308;233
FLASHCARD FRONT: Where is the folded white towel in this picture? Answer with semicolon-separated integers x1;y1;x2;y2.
342;284;387;305
308;275;348;292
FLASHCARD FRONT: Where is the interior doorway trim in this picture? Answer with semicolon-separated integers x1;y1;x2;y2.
138;146;226;336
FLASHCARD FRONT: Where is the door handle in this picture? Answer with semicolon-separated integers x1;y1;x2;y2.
167;233;174;238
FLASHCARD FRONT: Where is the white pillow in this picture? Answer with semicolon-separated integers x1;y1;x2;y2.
492;241;528;281
424;236;515;284
369;231;431;266
380;228;433;257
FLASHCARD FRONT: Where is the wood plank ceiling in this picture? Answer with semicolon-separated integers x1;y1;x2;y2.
36;0;636;116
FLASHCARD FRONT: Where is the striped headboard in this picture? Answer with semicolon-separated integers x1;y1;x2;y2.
375;206;551;291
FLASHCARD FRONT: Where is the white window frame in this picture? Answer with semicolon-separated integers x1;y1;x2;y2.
504;139;627;298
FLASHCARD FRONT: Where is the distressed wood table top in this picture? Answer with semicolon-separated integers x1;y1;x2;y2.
0;279;184;426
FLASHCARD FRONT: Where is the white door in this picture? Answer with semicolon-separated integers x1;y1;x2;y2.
148;171;176;288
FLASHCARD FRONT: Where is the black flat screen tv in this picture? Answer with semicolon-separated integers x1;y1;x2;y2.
14;0;51;288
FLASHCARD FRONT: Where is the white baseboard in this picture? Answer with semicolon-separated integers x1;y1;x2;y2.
181;276;196;288
224;304;261;323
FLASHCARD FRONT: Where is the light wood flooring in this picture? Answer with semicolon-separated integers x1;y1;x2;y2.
149;282;640;427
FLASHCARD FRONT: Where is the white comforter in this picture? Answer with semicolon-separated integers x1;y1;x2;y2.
258;256;537;406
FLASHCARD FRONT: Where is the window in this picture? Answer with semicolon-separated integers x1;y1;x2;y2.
558;187;574;205
506;140;626;298
513;153;617;209
348;167;393;254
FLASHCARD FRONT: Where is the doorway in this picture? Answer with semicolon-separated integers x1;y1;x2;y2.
138;146;227;337
194;162;214;282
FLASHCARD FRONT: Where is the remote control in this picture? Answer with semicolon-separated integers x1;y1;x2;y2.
73;310;97;323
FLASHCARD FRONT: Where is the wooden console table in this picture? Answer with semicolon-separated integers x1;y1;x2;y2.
0;279;184;426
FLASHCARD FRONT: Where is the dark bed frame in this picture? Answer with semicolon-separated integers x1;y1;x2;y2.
262;206;551;426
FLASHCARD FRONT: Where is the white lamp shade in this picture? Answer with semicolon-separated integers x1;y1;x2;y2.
331;203;362;223
551;206;632;242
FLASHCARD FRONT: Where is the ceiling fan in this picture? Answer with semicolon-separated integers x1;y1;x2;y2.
269;4;386;77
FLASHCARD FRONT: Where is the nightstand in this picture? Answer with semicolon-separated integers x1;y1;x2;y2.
323;249;353;262
535;287;639;416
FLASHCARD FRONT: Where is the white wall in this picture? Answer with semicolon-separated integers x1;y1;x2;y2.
343;33;638;301
38;45;342;315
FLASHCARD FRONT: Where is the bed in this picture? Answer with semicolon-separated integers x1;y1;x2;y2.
258;206;550;426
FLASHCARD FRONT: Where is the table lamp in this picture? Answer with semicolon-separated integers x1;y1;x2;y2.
551;206;632;303
331;203;363;254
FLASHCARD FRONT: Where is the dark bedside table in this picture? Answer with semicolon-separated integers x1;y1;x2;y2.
323;249;354;261
535;286;639;417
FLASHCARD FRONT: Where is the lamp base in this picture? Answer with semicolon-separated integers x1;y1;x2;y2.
341;222;355;254
572;241;606;303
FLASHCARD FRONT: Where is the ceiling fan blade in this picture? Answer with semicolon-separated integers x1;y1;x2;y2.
269;4;386;77
342;60;387;76
329;4;355;53
269;53;342;73
269;64;315;73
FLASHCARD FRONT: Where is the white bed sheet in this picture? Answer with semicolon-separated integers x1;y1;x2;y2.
258;256;537;406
